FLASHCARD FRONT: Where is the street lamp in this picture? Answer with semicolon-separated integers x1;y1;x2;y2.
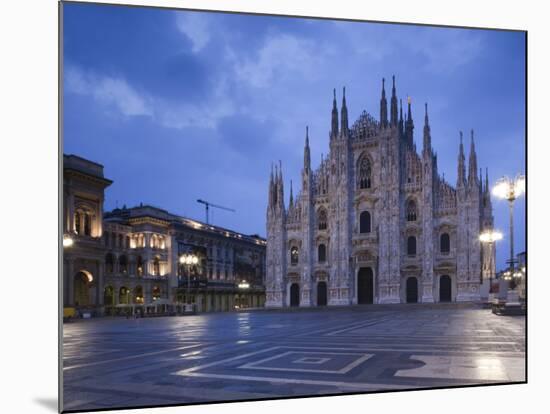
492;174;525;292
179;253;199;305
238;281;250;289
63;234;74;248
479;229;503;294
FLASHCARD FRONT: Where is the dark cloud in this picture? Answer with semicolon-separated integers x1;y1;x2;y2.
63;3;525;269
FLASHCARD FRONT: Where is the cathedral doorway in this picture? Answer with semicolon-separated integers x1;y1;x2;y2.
317;282;327;306
406;277;418;303
290;283;300;307
74;271;93;307
440;275;452;302
357;267;374;304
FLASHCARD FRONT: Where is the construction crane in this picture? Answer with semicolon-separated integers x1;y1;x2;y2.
196;199;235;224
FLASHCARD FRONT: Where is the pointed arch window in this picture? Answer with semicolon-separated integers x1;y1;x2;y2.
358;157;372;189
318;244;327;263
359;211;371;233
440;233;450;254
406;200;417;221
407;236;417;256
318;209;327;231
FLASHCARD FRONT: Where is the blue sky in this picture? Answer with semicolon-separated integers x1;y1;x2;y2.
62;3;526;271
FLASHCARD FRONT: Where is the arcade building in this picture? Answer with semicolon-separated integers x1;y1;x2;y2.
62;154;266;316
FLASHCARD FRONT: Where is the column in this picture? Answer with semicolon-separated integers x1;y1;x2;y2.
97;198;103;237
97;261;105;306
67;192;75;233
66;259;74;306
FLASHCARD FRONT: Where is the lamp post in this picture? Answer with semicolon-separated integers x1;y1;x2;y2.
179;253;199;305
479;229;503;297
492;174;525;299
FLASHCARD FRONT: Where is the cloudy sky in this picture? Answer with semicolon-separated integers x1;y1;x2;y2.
63;3;525;270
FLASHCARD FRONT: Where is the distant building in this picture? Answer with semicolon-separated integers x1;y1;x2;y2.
63;154;266;316
266;78;496;307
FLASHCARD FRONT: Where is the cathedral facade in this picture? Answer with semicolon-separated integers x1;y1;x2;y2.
265;77;495;307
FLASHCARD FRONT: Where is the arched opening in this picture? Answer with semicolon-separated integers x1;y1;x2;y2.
106;253;114;274
134;285;144;304
406;277;418;303
136;256;144;277
153;257;160;276
318;244;326;263
290;283;300;307
406;199;417;221
407;236;417;256
360;211;371;233
119;255;128;274
317;281;327;306
440;275;452;302
119;286;130;304
74;271;92;307
74;212;81;234
104;285;114;306
440;233;450;254
290;246;299;265
84;213;91;236
357;267;374;304
152;286;161;300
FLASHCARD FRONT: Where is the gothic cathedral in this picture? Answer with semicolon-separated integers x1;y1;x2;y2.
265;77;496;307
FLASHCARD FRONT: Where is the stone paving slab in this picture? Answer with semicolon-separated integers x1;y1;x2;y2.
62;305;526;412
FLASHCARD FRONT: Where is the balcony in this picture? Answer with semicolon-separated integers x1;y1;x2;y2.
352;232;378;247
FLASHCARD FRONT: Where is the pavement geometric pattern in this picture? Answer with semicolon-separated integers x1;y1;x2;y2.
62;305;526;412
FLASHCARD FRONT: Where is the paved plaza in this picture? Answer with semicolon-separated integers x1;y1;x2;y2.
62;305;526;412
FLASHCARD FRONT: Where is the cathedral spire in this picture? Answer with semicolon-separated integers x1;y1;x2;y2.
269;162;274;208
331;88;339;139
380;78;388;128
457;131;466;187
468;129;478;185
390;75;398;126
398;98;404;139
423;102;431;155
341;87;348;135
405;96;414;146
277;160;284;209
304;126;311;172
289;179;293;208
